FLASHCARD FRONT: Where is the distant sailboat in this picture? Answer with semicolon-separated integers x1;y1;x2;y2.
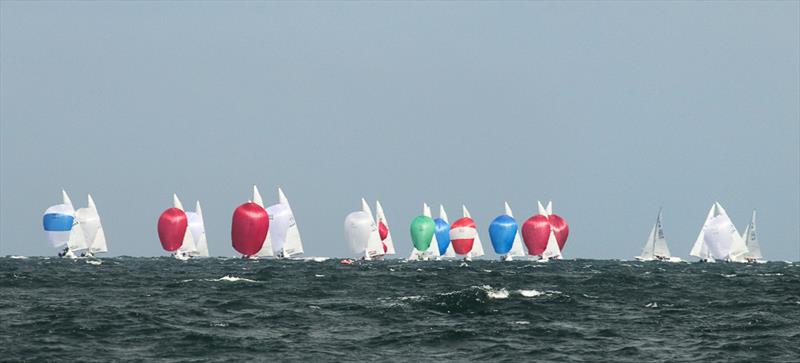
435;205;456;259
634;209;680;262
741;210;765;263
375;200;396;256
690;202;748;263
43;190;87;258
503;202;527;260
532;201;562;262
408;203;440;260
461;205;485;260
186;201;209;257
343;199;384;260
74;194;108;258
251;186;304;258
172;195;197;260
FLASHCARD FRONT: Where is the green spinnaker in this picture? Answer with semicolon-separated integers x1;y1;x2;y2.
410;215;435;252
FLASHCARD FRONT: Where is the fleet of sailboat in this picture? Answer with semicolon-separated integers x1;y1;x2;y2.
43;189;770;262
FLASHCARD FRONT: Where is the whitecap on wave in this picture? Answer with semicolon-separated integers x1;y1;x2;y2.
86;260;102;265
9;255;28;259
479;285;509;299
518;289;546;298
213;275;258;283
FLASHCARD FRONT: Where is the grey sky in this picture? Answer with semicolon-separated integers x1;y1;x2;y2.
1;1;798;259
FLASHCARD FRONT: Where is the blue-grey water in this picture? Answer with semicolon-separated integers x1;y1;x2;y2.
1;257;798;362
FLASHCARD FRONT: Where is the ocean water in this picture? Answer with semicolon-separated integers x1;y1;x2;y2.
1;257;798;362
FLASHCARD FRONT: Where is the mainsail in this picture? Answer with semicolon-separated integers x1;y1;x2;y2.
504;202;526;258
361;198;385;259
188;201;209;257
375;200;396;255
252;185;274;257
742;210;763;261
637;209;671;260
75;194;108;255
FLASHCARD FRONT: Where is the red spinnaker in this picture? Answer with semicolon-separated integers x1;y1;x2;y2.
231;202;269;256
522;215;550;256
158;208;187;252
548;214;569;251
450;217;476;255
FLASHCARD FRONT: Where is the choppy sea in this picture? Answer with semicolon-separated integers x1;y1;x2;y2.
1;257;798;362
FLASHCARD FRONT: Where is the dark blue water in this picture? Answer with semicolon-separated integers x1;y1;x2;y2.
1;257;798;362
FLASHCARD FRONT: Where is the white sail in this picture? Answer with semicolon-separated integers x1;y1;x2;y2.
652;209;671;258
462;205;484;258
690;203;717;259
423;203;440;259
43;203;74;248
188;201;209;257
504;202;526;257
172;193;184;210
278;188;303;257
742;210;762;260
375;200;396;255
345;210;382;259
361;199;384;259
76;194;108;254
540;230;562;261
253;186;273;257
537;201;548;216
545;201;553;215
61;191;88;252
715;203;748;261
637;224;657;261
439;205;456;258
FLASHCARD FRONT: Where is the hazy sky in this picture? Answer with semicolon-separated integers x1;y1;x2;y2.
2;1;798;260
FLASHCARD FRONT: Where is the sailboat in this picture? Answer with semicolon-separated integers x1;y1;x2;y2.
74;194;108;258
503;202;527;261
408;203;441;260
172;195;197;260
361;198;385;260
634;209;680;262
252;185;304;259
435;205;456;259
461;205;485;260
43;190;87;258
741;210;765;263
186;201;209;257
689;202;748;263
535;201;561;262
375;200;396;257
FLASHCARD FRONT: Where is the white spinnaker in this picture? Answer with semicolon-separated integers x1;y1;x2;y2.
253;186;274;257
423;203;440;259
690;204;717;259
652;209;671;258
638;224;656;260
505;202;526;257
375;201;396;255
714;203;748;261
44;203;74;247
439;205;456;257
279;188;304;257
703;215;736;260
192;201;209;257
462;205;484;257
345;211;381;259
743;210;762;260
266;203;292;256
